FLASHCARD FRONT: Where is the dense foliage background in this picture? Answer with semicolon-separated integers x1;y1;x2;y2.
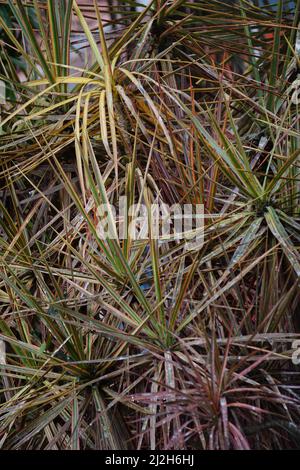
0;0;300;450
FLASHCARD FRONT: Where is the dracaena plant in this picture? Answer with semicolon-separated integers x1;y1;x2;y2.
0;0;300;450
